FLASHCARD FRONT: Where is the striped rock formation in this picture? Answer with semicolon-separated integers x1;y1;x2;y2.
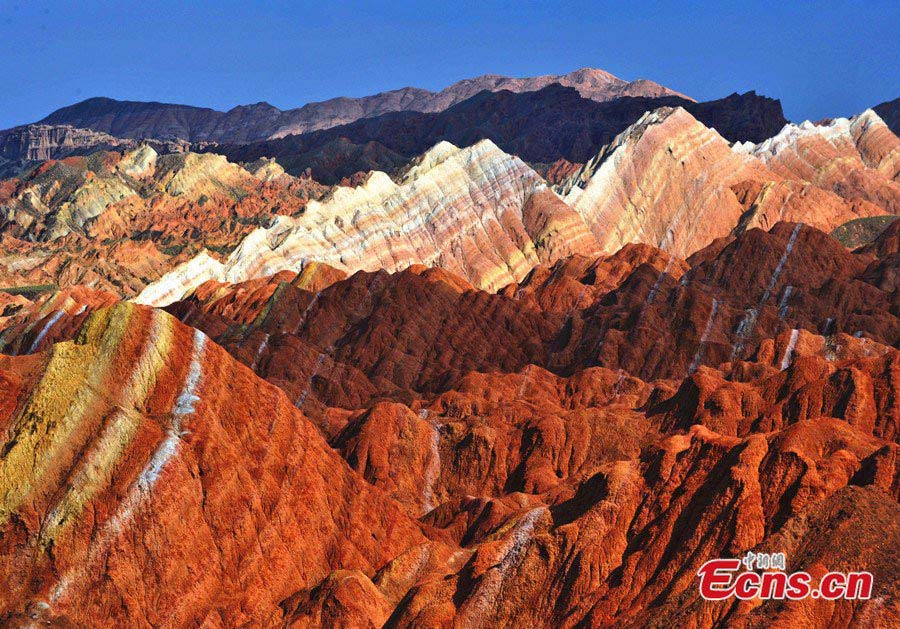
0;303;428;626
0;146;318;242
135;140;601;306
734;109;900;213
557;107;893;258
128;224;897;420
7;221;900;402
136;106;899;309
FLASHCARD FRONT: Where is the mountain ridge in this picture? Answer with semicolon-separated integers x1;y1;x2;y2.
27;68;689;144
207;85;788;183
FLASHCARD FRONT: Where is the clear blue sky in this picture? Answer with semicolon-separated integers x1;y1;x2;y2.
2;0;897;129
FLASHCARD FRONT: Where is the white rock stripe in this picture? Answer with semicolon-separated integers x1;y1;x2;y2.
777;285;794;319
457;507;546;626
732;223;803;360
688;298;719;374
27;310;65;354
250;333;269;370
780;328;800;371
421;420;443;515
50;328;207;604
295;353;326;408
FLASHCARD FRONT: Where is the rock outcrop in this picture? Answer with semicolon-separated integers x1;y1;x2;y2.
0;124;193;179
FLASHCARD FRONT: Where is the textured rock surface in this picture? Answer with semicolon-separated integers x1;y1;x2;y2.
558;107;893;258
2;220;900;625
135;140;601;305
0;146;326;296
143;110;900;308
0;124;132;162
0;125;193;179
0;304;428;626
735;110;900;213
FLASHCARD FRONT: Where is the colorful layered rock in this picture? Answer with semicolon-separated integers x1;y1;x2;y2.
558;107;893;258
135;140;602;306
0;303;428;626
735;109;900;213
0;146;325;296
2;248;900;625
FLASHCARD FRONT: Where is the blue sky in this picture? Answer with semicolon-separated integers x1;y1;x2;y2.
1;0;897;129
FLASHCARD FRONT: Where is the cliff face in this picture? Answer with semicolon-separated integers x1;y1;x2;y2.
0;124;192;179
0;124;131;162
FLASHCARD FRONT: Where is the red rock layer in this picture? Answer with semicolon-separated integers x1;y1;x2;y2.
0;304;428;626
2;221;900;626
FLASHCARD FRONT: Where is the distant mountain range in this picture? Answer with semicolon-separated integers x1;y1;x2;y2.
0;68;789;184
30;68;690;143
208;86;787;183
2;67;894;187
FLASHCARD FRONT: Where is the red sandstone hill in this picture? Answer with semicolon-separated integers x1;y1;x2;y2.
2;220;900;626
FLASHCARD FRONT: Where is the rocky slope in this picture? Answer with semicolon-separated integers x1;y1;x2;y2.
1;219;899;626
134;139;602;305
0;303;429;626
29;68;687;144
0;125;130;163
7;106;894;307
131;222;900;407
558;107;892;258
0;146;326;296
